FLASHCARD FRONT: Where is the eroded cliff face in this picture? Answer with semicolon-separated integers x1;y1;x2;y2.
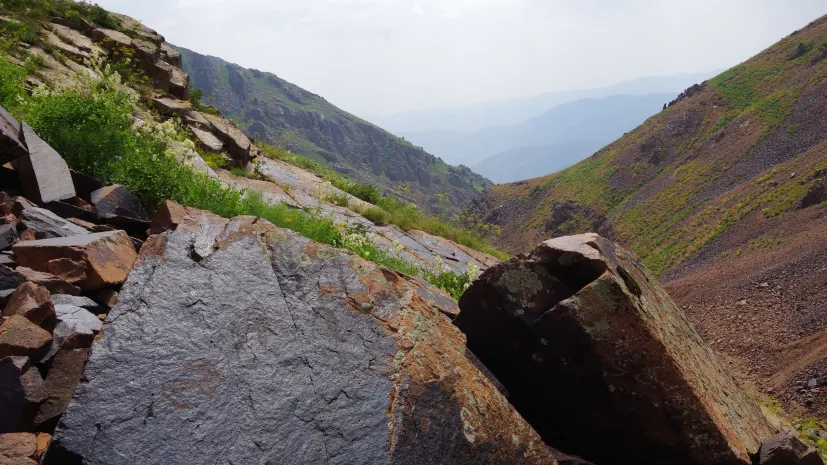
180;47;493;216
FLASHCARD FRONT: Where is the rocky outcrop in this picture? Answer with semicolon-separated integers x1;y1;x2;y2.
454;233;777;464
44;208;558;465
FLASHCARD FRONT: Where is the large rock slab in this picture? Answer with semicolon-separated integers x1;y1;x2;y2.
44;213;559;465
13;231;138;291
454;233;777;465
17;124;76;204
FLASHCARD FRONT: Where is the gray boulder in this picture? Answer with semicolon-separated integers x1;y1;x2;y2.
17;124;76;204
45;208;558;465
90;185;149;222
19;207;89;239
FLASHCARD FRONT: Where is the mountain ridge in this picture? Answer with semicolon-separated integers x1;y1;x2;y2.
178;47;492;216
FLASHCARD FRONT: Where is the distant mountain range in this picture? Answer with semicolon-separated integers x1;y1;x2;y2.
373;72;719;134
400;93;677;182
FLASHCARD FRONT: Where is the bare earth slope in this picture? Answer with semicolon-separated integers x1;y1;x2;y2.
470;14;827;415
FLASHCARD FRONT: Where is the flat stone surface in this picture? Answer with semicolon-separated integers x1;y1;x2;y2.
17;124;76;204
150;97;192;116
13;231;138;291
51;295;100;312
19;207;89;239
0;433;36;461
0;316;51;358
49;23;104;55
455;233;777;465
189;126;223;152
45;213;558;465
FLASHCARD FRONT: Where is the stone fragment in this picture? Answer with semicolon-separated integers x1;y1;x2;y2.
34;348;88;431
0;105;26;165
90;185;149;222
0;266;24;290
51;295;101;313
52;304;102;350
43;199;98;223
0;432;36;463
0;357;46;433
160;42;182;67
190;126;224;152
0;290;15;308
150;97;192;116
14;268;80;296
65;217;115;233
17;124;75;204
0;225;16;251
45;211;559;465
19;207;89;239
13;231;138;291
34;433;50;460
3;282;55;325
10;197;35;217
759;431;824;465
203;114;257;165
454;233;777;465
0;316;51;358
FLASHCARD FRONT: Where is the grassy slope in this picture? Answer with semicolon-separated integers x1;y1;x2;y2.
478;14;827;275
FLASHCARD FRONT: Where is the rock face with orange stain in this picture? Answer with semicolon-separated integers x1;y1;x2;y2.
44;205;560;465
12;231;137;291
454;233;778;465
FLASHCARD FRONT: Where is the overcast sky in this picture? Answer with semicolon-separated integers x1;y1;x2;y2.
94;0;826;117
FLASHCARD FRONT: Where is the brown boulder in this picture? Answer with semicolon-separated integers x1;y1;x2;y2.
17;124;75;205
34;348;88;430
454;233;777;465
3;282;55;325
13;231;138;291
0;316;51;358
14;268;80;296
759;431;824;465
0;432;37;464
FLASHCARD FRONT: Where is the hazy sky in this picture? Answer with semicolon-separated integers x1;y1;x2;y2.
94;0;826;117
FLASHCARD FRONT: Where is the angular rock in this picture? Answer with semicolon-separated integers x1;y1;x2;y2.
14;268;80;296
51;295;101;313
17;124;76;204
51;304;102;350
34;433;50;461
34;348;88;431
454;233;777;465
43;199;98;223
45;213;559;465
189;125;224;153
65;218;115;233
43;30;89;61
48;23;104;55
160;42;182;67
0;225;16;251
10;197;35;217
0;316;51;358
0;432;37;464
203;114;257;165
44;258;87;284
0;357;46;433
150;97;192;116
0;105;26;165
19;207;89;239
0;266;24;290
90;185;149;222
759;431;824;465
13;231;138;291
3;282;55;325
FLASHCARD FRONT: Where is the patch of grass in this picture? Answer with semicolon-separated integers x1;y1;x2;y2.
795;418;827;459
198;150;230;170
706;112;738;137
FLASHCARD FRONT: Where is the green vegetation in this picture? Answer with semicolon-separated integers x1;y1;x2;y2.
257;144;506;259
0;54;481;299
